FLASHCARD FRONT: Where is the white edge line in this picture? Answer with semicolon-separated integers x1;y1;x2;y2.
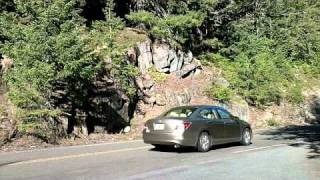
1;139;143;154
233;144;287;154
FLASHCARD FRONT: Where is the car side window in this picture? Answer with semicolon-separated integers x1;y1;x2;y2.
217;109;231;119
212;109;220;120
199;109;217;120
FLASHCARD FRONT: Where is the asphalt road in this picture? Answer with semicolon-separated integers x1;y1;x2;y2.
0;125;319;180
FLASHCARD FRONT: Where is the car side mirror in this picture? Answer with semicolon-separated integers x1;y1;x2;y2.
231;115;239;120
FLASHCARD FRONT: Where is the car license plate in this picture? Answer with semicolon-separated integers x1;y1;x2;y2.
153;123;165;130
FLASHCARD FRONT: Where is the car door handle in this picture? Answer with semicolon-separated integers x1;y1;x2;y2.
207;121;214;125
208;120;223;125
225;120;237;125
224;120;232;124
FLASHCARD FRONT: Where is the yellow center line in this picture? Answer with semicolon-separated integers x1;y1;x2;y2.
9;146;151;166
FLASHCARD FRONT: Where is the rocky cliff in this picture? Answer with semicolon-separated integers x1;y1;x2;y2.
1;28;319;146
108;30;320;133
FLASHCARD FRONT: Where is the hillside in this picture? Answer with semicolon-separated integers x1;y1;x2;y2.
0;0;319;150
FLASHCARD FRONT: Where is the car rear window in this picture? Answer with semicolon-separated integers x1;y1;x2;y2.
163;107;197;118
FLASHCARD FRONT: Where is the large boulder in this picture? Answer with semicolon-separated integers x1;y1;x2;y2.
169;50;184;73
164;88;192;106
152;42;172;73
0;55;13;74
183;51;193;64
302;93;320;123
52;73;139;135
217;96;250;122
135;74;155;99
136;40;153;74
152;43;194;74
0;117;16;146
176;60;202;78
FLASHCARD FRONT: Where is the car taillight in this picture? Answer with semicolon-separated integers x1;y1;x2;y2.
183;121;191;129
144;123;150;132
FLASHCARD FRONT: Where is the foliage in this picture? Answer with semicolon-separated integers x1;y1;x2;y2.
201;37;304;107
89;15;140;98
199;0;320;107
227;0;320;64
126;11;159;28
0;0;320;139
127;10;204;48
1;0;98;108
148;67;168;84
286;83;304;104
0;0;140;139
266;118;281;127
0;105;5;117
127;0;319;107
205;83;234;102
0;0;14;11
115;28;148;49
16;108;62;142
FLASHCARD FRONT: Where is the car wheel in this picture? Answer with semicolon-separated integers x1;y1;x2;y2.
241;128;252;146
197;132;211;152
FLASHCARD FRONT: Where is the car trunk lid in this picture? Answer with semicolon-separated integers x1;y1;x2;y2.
148;118;187;133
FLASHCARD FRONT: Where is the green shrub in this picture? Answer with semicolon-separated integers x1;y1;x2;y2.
201;36;304;107
286;84;304;104
126;11;159;28
90;18;140;98
148;67;168;84
0;105;5;117
0;0;131;139
266;119;281;127
205;84;234;102
17;120;56;142
1;0;100;109
127;10;204;47
17;108;62;142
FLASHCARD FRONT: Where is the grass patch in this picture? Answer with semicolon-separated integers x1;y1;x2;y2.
148;67;168;84
15;108;62;142
115;28;149;50
0;105;5;117
266;118;281;127
204;83;234;102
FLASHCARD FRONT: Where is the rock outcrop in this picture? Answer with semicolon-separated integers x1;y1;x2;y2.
135;40;153;74
176;61;202;78
0;84;16;146
129;37;201;78
52;72;139;136
47;34;203;137
0;55;13;75
0;117;16;146
218;96;250;122
302;91;320;124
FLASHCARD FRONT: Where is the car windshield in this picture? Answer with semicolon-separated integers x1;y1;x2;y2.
162;107;197;118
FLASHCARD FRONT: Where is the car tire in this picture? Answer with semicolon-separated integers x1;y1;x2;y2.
241;128;252;146
197;132;211;152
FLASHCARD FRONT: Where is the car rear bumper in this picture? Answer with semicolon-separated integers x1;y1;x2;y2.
143;130;194;146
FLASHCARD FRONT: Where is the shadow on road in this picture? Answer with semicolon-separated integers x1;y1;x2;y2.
149;142;241;154
261;124;320;159
0;161;21;167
